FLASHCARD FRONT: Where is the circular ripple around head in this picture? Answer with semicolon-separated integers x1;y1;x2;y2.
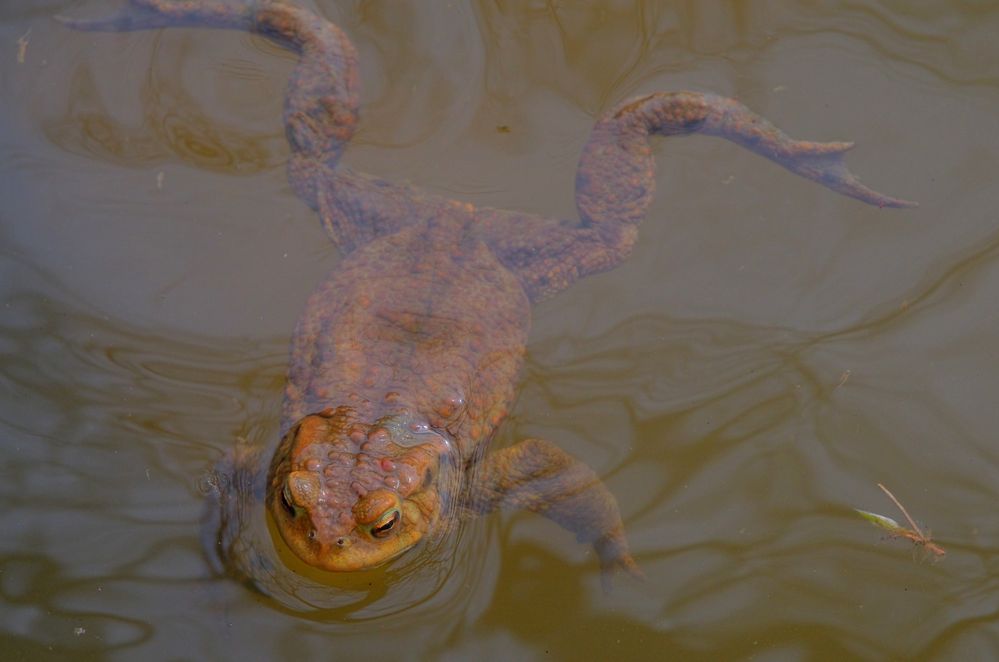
204;432;497;629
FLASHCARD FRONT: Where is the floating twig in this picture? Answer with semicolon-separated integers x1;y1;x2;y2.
855;482;945;559
16;29;31;64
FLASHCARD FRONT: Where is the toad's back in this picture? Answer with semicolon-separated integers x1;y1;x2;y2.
282;214;530;456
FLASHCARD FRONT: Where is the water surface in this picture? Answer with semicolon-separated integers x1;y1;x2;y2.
2;1;998;659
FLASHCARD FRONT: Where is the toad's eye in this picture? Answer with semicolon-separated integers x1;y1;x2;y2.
281;483;297;516
370;508;400;538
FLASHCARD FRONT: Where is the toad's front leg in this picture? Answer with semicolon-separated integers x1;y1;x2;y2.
466;439;642;588
200;439;272;588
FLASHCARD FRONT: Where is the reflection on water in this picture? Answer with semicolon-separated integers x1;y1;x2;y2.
44;31;282;172
2;0;999;659
0;277;267;654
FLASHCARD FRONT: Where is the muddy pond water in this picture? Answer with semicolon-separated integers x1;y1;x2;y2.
2;1;998;659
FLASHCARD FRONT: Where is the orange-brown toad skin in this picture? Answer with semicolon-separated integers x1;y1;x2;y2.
64;0;913;582
263;215;532;571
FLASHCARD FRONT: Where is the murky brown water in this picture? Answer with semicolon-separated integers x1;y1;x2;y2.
3;1;999;659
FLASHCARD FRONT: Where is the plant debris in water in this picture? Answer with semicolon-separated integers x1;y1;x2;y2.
855;483;945;559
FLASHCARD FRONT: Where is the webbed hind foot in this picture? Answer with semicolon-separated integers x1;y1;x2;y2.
764;138;916;209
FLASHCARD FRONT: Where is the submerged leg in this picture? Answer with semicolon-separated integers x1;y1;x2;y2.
200;440;271;587
484;91;916;301
578;91;915;226
466;438;642;588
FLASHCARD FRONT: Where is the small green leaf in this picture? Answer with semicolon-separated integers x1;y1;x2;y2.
855;508;904;533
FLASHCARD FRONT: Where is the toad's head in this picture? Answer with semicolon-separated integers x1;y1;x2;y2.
266;407;455;571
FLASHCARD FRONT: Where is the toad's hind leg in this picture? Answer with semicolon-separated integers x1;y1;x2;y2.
488;91;915;301
60;0;361;228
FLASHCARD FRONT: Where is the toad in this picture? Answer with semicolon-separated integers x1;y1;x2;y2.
61;0;913;587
